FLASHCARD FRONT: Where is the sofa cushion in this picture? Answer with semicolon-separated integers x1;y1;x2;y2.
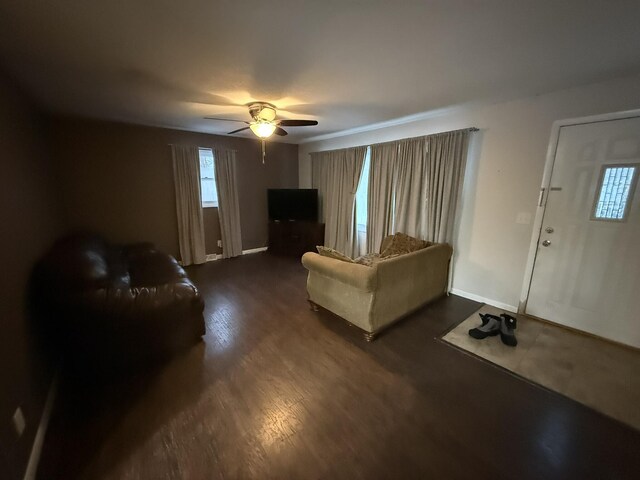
129;251;186;287
316;246;355;263
355;253;380;266
380;232;430;257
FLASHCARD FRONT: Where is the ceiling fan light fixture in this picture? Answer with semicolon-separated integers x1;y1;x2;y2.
250;121;276;138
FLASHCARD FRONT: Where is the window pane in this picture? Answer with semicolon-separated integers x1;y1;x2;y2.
355;147;371;229
201;178;217;204
593;165;636;221
199;148;218;207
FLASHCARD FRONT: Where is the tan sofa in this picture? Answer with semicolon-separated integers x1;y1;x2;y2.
301;236;453;341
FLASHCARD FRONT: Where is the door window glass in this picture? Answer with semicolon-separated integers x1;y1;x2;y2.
592;164;637;221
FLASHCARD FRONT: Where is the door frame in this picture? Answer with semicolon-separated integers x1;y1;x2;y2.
518;108;640;314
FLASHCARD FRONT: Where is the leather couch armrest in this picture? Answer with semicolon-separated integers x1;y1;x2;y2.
72;279;203;321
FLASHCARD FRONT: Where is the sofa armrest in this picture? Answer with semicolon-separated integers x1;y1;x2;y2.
375;243;452;292
66;279;203;323
301;252;377;292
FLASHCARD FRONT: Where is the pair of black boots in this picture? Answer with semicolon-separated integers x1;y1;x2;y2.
468;313;518;347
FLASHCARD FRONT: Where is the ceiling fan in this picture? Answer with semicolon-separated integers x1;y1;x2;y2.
204;102;318;139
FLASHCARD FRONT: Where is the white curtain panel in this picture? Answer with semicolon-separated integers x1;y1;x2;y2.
311;157;326;222
171;145;206;266
424;130;470;244
311;146;367;257
367;142;397;253
366;130;470;250
214;147;243;258
392;136;429;240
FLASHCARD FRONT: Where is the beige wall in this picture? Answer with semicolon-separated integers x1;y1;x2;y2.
49;118;299;258
299;74;640;310
0;73;63;480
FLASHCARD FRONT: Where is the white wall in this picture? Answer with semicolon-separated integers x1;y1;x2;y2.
299;75;640;310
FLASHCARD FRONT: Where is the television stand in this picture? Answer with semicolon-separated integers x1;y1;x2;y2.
268;220;325;256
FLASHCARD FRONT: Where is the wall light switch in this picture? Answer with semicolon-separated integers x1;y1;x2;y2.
516;212;532;225
13;407;26;437
217;240;222;248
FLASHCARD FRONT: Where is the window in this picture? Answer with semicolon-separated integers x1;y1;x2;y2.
199;148;218;208
355;147;371;230
592;164;637;221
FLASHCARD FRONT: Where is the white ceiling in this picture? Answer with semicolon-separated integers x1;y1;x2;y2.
1;1;639;143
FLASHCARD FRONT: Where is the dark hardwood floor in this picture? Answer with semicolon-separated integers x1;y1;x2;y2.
37;253;640;479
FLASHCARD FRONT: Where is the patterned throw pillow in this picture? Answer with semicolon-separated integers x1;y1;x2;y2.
316;246;355;263
354;253;381;266
355;252;401;267
380;232;430;257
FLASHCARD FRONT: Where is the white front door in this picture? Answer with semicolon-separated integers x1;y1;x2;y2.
527;116;640;348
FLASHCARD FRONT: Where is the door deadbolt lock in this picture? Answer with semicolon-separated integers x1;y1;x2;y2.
542;240;551;247
545;227;554;234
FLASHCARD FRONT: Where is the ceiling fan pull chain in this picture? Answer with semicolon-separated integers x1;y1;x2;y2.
262;139;266;164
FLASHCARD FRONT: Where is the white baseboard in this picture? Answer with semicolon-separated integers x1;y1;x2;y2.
23;373;58;480
450;288;517;313
206;246;268;262
242;246;268;255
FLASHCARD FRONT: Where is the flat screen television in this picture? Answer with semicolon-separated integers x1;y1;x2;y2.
268;189;318;222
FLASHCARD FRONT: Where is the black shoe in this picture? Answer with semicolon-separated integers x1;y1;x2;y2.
468;313;501;339
499;314;518;347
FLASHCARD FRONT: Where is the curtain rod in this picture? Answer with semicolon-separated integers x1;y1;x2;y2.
167;143;238;153
309;127;479;155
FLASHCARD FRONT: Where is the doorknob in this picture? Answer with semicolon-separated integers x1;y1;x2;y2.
542;240;551;247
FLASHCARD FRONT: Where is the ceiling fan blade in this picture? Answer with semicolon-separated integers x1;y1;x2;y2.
277;119;318;127
227;127;250;135
204;117;249;123
273;127;288;136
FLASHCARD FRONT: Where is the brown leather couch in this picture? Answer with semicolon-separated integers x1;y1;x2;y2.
32;234;205;373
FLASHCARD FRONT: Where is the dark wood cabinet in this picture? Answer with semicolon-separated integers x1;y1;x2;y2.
268;221;325;256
